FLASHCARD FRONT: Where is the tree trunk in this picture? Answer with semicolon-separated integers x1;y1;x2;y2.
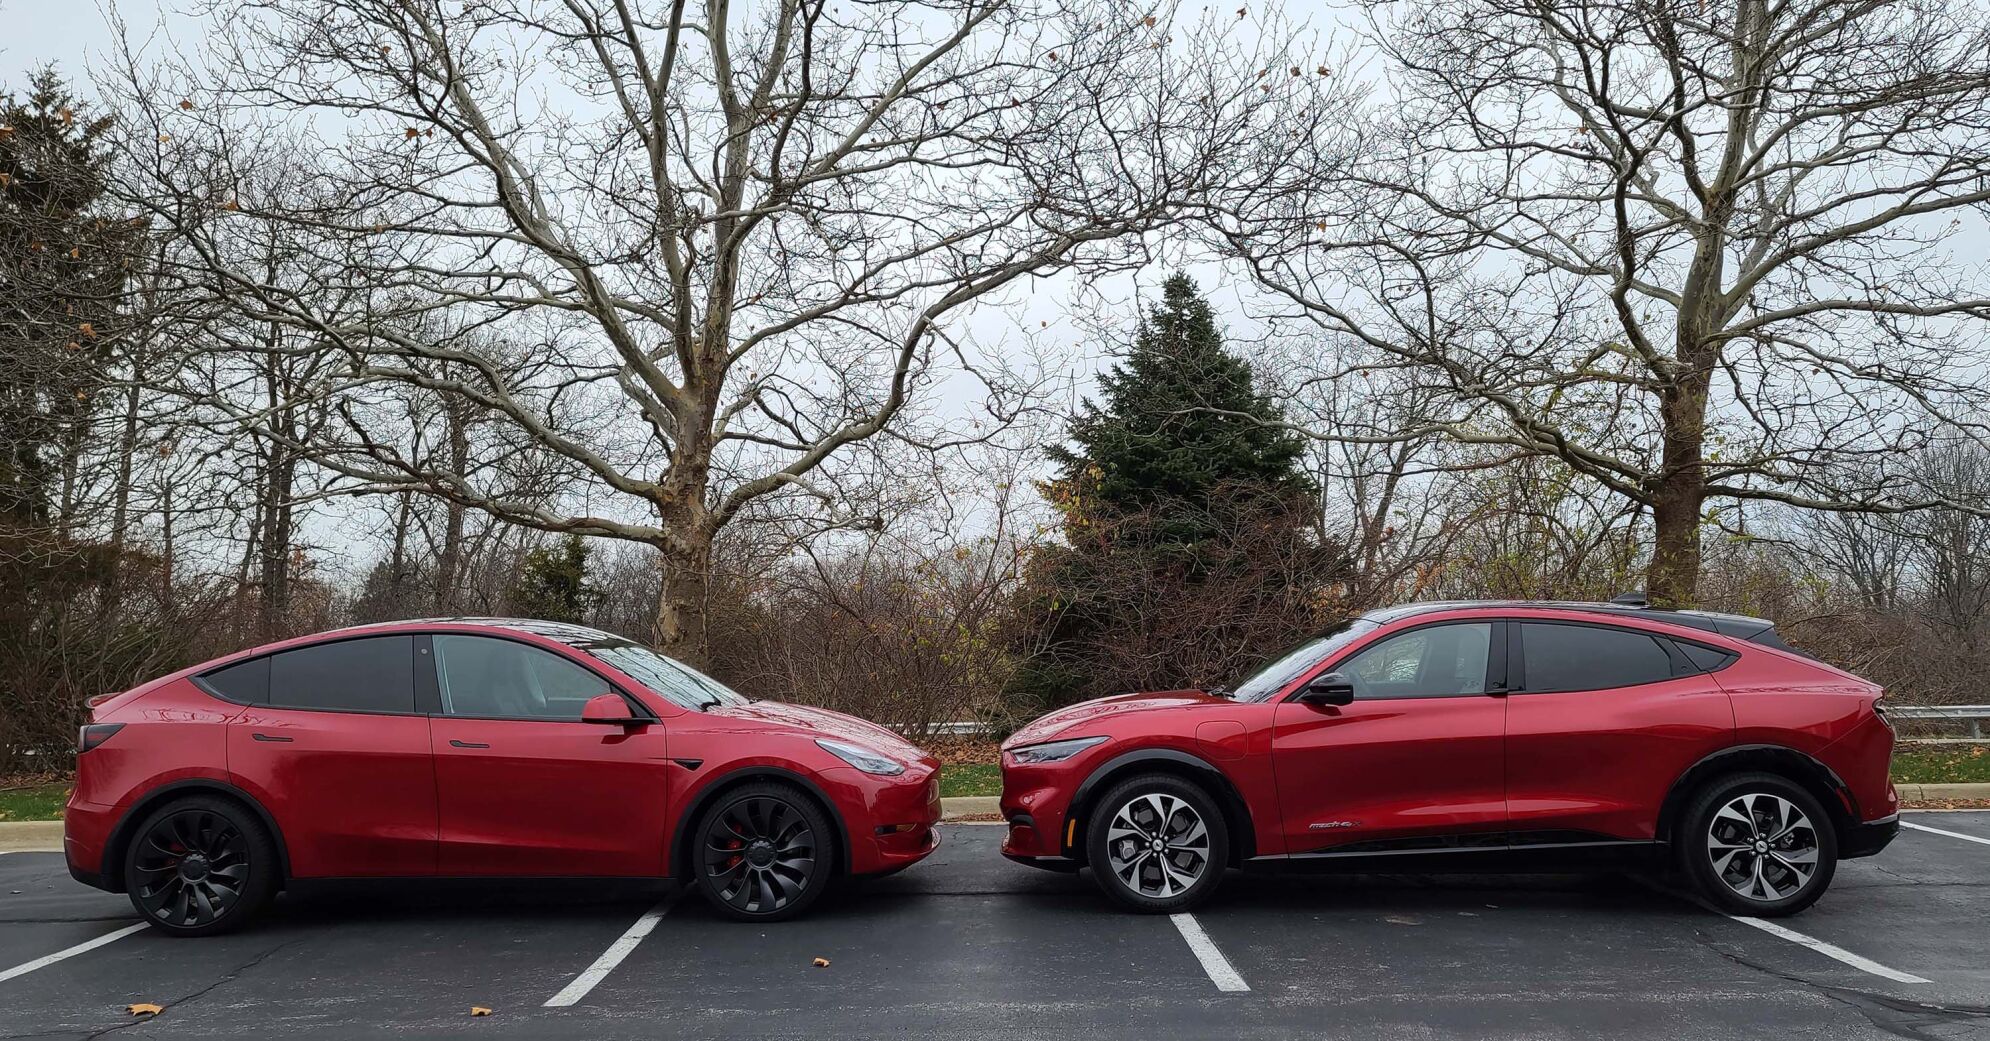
654;521;713;668
1646;368;1711;608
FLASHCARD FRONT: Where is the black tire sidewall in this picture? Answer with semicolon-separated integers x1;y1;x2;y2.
1679;772;1838;917
1086;773;1229;913
691;782;836;923
125;795;278;937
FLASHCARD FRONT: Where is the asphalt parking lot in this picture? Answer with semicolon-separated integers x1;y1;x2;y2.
4;815;1989;1040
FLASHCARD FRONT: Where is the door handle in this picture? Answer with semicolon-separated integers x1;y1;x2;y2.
449;739;490;749
250;733;293;743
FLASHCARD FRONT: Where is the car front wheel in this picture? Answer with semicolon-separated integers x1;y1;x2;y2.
1085;773;1229;913
1680;772;1837;917
692;782;835;922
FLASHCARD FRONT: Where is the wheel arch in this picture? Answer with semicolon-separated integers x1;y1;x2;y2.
102;779;292;894
1657;744;1859;847
668;766;853;881
1064;748;1257;866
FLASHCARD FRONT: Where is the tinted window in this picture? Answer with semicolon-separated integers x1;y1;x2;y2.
1520;623;1673;692
1339;623;1492;699
268;636;416;713
1679;642;1738;672
434;635;611;721
200;657;269;704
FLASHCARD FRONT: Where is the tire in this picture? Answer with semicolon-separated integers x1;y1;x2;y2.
1085;773;1229;913
691;782;836;922
1679;772;1838;917
124;795;279;937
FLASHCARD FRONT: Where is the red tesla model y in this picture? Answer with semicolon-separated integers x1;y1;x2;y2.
1000;600;1898;916
66;619;941;935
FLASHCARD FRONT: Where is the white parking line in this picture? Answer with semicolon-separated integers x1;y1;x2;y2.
1720;914;1931;984
543;890;683;1008
1903;820;1990;847
0;923;147;986
1642;879;1932;985
1168;913;1250;992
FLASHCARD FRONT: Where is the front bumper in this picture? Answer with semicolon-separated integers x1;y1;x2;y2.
818;766;944;876
1841;813;1899;859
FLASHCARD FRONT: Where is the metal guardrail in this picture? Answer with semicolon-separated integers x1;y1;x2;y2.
1888;705;1990;740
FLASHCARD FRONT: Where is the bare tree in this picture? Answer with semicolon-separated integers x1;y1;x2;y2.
107;0;1332;663
1218;0;1990;607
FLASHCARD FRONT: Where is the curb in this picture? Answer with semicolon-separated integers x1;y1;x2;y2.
940;796;1001;820
0;820;63;853
1896;782;1990;804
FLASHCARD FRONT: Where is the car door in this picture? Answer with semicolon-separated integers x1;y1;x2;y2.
220;635;439;878
427;633;674;877
1503;620;1735;843
1271;620;1508;855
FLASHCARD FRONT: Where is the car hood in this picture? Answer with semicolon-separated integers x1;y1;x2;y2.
706;700;933;764
1003;689;1223;748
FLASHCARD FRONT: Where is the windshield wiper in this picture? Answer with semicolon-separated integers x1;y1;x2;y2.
1208;687;1236;700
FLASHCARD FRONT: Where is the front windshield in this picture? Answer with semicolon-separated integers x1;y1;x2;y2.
582;641;751;711
1231;619;1378;702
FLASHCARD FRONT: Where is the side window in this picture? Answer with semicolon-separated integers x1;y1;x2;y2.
1678;642;1738;673
199;656;270;704
1339;623;1492;699
1519;623;1674;693
433;635;612;721
268;636;416;713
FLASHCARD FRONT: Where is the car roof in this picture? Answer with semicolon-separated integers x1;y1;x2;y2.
318;616;639;648
1362;600;1785;645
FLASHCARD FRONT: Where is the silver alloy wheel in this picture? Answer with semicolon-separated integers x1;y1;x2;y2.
1105;792;1210;898
1707;792;1821;903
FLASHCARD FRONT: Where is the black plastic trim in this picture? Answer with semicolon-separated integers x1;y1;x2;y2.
1656;743;1862;845
1066;747;1256;862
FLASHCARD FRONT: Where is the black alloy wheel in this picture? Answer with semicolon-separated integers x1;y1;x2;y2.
695;782;834;921
125;796;277;936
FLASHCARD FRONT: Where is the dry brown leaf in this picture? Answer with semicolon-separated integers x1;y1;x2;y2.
179;99;195;110
58;106;75;125
80;322;96;338
222;199;240;211
127;1003;162;1016
470;1006;493;1017
0;172;11;188
406;127;420;139
812;957;830;968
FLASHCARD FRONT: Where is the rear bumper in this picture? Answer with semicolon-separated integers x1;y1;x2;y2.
1841;813;1899;859
61;797;118;892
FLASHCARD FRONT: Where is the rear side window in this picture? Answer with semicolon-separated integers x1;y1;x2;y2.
268;636;417;714
199;657;270;704
1519;623;1674;693
1678;642;1738;672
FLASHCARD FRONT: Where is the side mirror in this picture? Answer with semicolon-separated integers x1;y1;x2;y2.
581;693;638;726
1298;672;1356;707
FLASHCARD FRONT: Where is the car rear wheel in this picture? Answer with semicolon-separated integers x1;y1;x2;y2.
1086;773;1229;913
1680;772;1837;917
692;782;835;922
124;796;278;937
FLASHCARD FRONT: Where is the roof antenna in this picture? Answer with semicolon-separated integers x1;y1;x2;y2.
1609;591;1648;607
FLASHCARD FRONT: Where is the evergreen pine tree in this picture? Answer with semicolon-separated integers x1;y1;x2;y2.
509;534;599;624
1012;274;1341;711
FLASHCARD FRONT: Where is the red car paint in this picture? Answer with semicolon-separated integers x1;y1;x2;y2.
66;619;940;894
1000;603;1897;871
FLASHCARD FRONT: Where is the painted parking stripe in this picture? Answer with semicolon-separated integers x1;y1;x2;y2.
1168;913;1249;992
543;890;683;1007
1720;914;1931;984
1643;880;1932;985
1902;820;1990;847
0;923;147;986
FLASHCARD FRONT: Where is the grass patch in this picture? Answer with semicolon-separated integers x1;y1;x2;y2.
939;763;1001;799
1893;744;1990;785
0;782;69;822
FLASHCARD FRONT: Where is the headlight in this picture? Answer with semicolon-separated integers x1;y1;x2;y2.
816;738;906;776
1008;735;1108;764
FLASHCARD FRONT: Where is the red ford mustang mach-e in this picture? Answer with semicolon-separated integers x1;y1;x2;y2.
1000;601;1898;916
66;618;941;935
